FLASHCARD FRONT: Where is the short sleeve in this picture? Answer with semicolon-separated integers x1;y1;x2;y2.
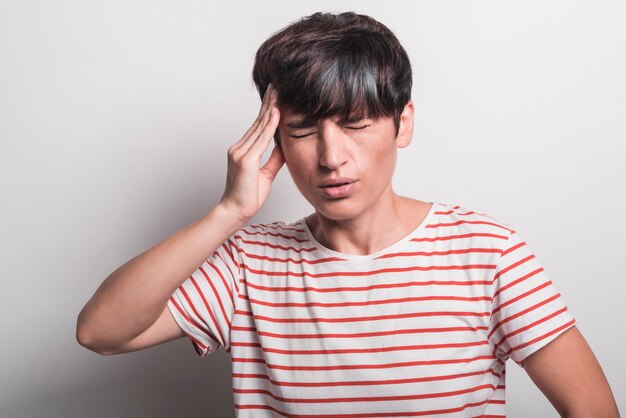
167;235;242;357
488;229;576;366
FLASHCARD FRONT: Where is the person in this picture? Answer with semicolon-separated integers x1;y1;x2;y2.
77;11;620;418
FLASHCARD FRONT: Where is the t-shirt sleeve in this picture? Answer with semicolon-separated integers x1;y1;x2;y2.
166;235;242;357
488;228;576;366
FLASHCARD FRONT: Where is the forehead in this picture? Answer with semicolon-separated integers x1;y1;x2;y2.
279;107;315;128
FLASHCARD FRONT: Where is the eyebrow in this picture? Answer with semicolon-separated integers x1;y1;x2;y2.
285;117;318;129
285;113;370;129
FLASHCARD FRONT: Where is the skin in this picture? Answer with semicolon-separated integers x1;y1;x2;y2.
77;84;620;417
75;85;284;354
276;98;432;255
522;326;620;417
276;95;619;417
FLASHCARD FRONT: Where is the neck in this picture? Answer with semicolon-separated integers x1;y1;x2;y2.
305;191;431;256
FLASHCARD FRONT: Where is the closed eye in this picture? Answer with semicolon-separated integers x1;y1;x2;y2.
289;123;371;138
345;124;371;130
290;131;316;139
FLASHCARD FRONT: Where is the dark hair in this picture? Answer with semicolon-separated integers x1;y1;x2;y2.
252;12;412;136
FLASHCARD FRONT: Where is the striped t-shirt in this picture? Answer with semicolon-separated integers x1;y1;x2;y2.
167;202;575;417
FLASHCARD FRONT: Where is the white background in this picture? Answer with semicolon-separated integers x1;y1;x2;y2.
1;1;624;417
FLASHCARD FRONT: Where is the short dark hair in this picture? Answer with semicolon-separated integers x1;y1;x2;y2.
252;12;412;135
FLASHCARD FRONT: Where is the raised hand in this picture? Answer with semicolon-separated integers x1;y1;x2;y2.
219;84;284;222
76;88;283;354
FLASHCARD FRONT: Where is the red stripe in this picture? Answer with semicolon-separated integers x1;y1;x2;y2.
232;367;500;387
411;232;509;243
233;246;343;264
209;258;234;303
493;254;535;282
224;239;242;294
177;285;204;327
436;207;503;222
426;220;513;232
241;263;497;279
231;355;495;371
436;209;476;216
235;398;491;417
245;278;492;294
243;294;492;309
509;318;576;355
230;340;489;355
234;235;318;252
214;251;239;298
377;247;502;260
199;265;231;330
489;293;561;339
234;309;490;324
187;276;226;346
246;223;304;232
492;281;552;315
168;296;213;348
231;325;489;339
233;383;495;403
492;267;544;300
491;307;569;357
220;241;237;268
501;240;525;257
239;228;310;243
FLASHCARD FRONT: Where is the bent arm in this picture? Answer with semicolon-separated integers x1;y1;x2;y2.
77;85;283;356
522;326;620;418
76;204;243;355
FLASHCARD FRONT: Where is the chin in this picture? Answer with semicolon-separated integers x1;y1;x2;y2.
310;199;367;222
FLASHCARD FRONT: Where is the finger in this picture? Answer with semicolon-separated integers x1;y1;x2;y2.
238;91;278;154
231;86;276;152
257;84;273;117
247;105;280;158
260;143;285;181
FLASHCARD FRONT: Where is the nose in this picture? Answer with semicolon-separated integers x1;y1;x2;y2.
318;122;348;170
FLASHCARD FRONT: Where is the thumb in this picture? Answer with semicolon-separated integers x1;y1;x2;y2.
260;145;285;182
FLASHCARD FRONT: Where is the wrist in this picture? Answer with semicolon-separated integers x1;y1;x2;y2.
208;202;249;233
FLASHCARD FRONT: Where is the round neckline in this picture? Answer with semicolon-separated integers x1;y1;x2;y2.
299;201;438;262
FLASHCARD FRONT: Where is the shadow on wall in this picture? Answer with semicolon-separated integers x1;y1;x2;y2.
5;340;234;418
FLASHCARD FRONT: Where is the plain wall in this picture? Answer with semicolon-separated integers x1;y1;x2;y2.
1;1;624;417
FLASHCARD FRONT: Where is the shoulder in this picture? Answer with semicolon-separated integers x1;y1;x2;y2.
232;219;310;248
434;202;514;230
432;202;517;246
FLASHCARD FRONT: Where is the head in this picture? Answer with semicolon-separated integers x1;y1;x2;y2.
252;12;414;222
252;11;412;143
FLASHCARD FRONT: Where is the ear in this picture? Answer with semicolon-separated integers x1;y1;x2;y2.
395;100;414;149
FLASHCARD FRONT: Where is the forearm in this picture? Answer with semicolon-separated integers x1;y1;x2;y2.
76;204;244;352
77;83;282;355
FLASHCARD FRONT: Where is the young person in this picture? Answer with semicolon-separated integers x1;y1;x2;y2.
77;12;619;418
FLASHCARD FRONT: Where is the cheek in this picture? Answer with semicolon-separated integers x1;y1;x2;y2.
380;145;397;164
281;145;311;185
280;139;313;171
371;143;398;178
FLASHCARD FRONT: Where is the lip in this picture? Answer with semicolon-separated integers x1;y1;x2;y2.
318;178;358;199
318;177;357;187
